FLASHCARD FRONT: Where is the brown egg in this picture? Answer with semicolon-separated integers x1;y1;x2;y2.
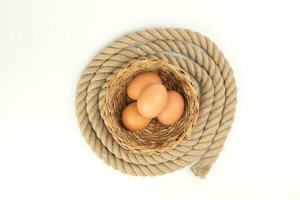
122;102;151;131
137;84;168;118
158;91;185;125
127;72;161;100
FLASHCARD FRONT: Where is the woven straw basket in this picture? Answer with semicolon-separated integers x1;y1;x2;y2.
102;59;200;154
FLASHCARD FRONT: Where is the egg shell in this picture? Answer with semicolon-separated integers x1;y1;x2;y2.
127;72;161;100
137;83;168;118
158;90;185;125
122;102;151;131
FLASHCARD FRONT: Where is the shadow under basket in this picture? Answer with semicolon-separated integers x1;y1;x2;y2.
102;59;200;155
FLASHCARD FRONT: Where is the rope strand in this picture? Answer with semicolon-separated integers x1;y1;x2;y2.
75;28;237;177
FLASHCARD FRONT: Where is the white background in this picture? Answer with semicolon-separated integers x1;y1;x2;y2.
1;0;300;199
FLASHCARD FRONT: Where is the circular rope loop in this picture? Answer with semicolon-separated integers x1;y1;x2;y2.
75;28;237;178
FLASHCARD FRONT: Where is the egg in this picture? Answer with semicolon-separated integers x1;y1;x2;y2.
122;102;151;131
158;90;185;125
137;83;168;118
127;72;161;100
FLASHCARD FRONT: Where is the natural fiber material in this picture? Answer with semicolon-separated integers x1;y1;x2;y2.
75;28;237;178
103;59;199;154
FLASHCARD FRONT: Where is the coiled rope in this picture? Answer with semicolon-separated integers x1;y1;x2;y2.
75;28;237;177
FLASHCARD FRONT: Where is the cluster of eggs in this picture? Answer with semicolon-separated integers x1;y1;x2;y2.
122;72;185;131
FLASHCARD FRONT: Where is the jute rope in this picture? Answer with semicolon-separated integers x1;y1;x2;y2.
75;28;237;178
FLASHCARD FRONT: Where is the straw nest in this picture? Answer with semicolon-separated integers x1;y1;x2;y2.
102;59;199;154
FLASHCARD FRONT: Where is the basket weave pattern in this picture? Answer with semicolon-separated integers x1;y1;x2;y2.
102;59;199;154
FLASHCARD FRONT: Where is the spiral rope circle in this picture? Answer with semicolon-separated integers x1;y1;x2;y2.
75;28;237;177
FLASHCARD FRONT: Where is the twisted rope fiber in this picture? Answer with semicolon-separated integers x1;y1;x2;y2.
75;28;237;177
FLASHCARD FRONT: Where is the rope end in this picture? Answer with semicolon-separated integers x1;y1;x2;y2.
191;164;211;178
